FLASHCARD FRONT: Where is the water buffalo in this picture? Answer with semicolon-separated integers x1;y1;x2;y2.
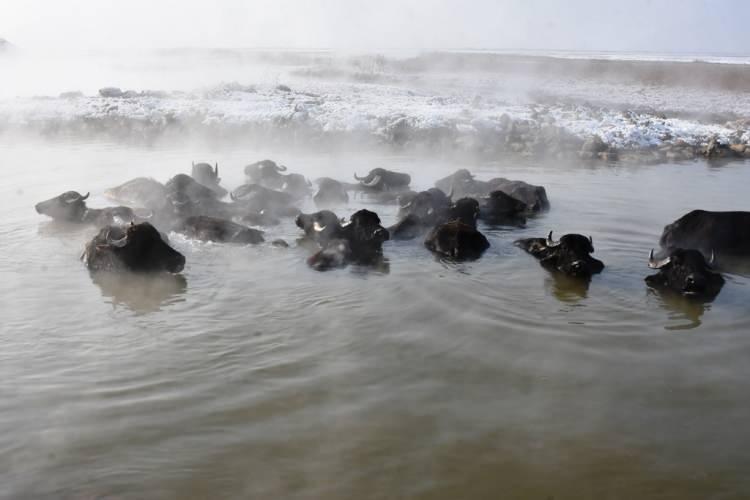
191;161;228;198
307;209;390;271
82;222;185;273
479;191;527;227
424;220;490;261
244;159;286;185
176;216;264;244
659;210;750;257
354;168;411;191
35;191;144;227
244;159;311;199
435;169;549;212
35;190;90;222
313;178;349;207
396;188;451;223
295;210;344;247
389;191;478;240
230;184;298;217
105;177;168;211
515;231;604;278
164;174;233;222
646;248;725;299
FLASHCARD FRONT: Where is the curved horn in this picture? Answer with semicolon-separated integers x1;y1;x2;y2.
313;222;326;232
230;192;237;202
648;249;672;269
354;172;367;181
362;174;382;188
275;164;287;172
81;192;89;201
547;231;560;247
214;162;219;177
708;250;716;267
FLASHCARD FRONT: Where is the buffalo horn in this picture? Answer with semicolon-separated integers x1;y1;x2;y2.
276;164;287;172
313;222;326;232
214;162;219;177
354;172;366;181
362;175;382;188
546;231;560;247
708;250;716;267
648;249;671;269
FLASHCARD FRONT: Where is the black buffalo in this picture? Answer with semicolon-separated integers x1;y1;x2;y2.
164;174;233;222
515;231;604;278
389;191;479;240
424;220;490;261
191;161;228;198
244;159;311;199
230;184;298;217
35;191;144;227
176;216;264;244
435;169;549;212
354;168;411;191
659;210;750;257
646;248;725;299
313;177;349;207
307;209;390;271
479;191;527;226
105;177;168;211
82;222;185;273
389;189;451;240
295;210;344;247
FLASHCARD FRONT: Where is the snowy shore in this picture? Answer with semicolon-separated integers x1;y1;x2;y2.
1;51;749;161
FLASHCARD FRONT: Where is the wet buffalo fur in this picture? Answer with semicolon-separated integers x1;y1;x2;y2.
307;209;389;270
82;222;185;273
424;220;490;261
177;216;264;244
515;232;604;278
645;248;725;299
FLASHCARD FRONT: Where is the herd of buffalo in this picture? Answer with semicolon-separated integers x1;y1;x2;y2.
34;160;750;301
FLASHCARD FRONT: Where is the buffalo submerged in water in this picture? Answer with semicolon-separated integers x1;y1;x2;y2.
82;222;185;274
516;231;604;278
646;248;725;299
659;210;750;258
35;190;146;227
299;209;390;271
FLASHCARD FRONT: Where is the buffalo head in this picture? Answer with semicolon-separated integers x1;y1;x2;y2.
354;168;411;191
306;209;389;270
424;220;490;261
83;222;185;273
244;159;287;186
295;210;343;245
191;161;227;197
313;178;349;207
516;231;604;278
646;248;724;299
35;191;90;222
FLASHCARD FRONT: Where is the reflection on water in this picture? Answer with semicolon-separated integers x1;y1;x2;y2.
545;271;590;303
648;287;711;331
90;271;187;314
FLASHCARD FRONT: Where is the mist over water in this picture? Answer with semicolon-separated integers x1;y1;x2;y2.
3;1;750;498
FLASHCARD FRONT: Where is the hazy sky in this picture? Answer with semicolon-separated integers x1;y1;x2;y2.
2;0;749;54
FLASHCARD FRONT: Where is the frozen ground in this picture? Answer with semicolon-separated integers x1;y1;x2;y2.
1;50;749;156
